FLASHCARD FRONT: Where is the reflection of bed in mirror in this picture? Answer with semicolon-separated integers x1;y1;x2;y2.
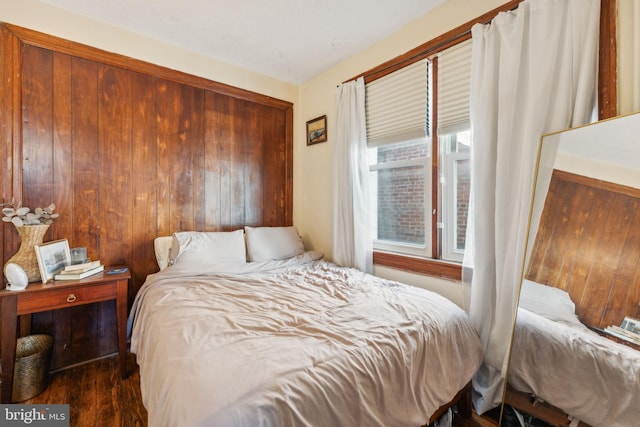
503;113;640;427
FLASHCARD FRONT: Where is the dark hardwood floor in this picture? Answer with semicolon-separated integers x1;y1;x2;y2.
22;353;146;426
453;409;500;427
19;353;496;427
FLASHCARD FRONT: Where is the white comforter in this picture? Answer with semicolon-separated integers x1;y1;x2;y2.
129;253;482;427
508;308;640;427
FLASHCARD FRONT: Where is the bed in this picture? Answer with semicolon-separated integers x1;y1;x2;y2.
128;227;483;427
505;279;640;427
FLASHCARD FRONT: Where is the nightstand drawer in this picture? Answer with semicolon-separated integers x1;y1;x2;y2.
16;282;117;314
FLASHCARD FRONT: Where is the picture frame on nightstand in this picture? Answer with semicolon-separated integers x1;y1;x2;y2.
35;239;71;284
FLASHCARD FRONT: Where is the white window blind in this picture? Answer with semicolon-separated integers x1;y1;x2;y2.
437;38;472;135
365;59;429;147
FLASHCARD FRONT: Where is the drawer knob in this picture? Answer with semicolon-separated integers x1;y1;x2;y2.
66;294;77;303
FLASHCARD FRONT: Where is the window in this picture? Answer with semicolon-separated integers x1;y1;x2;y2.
366;40;471;263
440;130;470;262
369;138;432;256
358;0;614;277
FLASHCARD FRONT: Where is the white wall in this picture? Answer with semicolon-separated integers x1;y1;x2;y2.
619;0;640;114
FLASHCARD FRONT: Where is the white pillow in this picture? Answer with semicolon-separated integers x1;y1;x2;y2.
245;226;304;262
519;279;582;326
154;236;174;270
169;230;246;266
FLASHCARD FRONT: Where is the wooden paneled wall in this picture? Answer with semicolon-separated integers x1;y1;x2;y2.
526;169;640;329
0;24;293;369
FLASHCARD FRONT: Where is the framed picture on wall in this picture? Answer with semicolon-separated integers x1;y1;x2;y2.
306;115;327;145
35;239;71;283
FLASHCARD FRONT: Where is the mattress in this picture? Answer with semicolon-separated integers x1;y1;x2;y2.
129;252;483;427
508;308;640;427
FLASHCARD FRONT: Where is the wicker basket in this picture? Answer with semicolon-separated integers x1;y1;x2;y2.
12;334;54;402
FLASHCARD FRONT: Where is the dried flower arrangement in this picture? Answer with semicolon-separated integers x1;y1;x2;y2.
1;201;59;226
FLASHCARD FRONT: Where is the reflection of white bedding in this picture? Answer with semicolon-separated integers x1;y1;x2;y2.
509;308;640;427
129;253;483;427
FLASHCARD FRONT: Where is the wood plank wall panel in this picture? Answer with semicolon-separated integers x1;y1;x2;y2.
98;64;134;267
261;104;288;226
158;80;205;233
0;27;14;269
52;52;74;247
21;45;55;241
202;93;289;229
71;57;100;257
228;97;250;227
1;24;293;369
130;72;159;290
203;93;225;228
244;99;263;227
526;170;640;329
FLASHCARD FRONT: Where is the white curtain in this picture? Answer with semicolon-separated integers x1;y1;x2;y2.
332;77;373;273
464;0;600;413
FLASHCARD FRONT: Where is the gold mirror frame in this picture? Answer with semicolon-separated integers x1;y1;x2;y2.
500;112;640;426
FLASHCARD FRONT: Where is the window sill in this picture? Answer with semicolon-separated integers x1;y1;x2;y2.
373;251;462;281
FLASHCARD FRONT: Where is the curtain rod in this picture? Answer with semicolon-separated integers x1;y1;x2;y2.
337;31;469;88
340;0;523;86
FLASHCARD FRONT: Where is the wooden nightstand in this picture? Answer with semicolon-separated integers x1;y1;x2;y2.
585;325;640;351
0;267;130;403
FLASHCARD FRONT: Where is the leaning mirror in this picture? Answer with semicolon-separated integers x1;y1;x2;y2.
501;112;640;427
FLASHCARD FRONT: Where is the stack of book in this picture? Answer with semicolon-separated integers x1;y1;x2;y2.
54;260;104;281
604;316;640;346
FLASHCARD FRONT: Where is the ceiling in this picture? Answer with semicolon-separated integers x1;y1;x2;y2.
40;0;446;85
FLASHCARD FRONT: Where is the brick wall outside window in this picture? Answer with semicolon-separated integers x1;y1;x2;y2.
376;140;428;244
375;139;470;253
456;158;470;250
